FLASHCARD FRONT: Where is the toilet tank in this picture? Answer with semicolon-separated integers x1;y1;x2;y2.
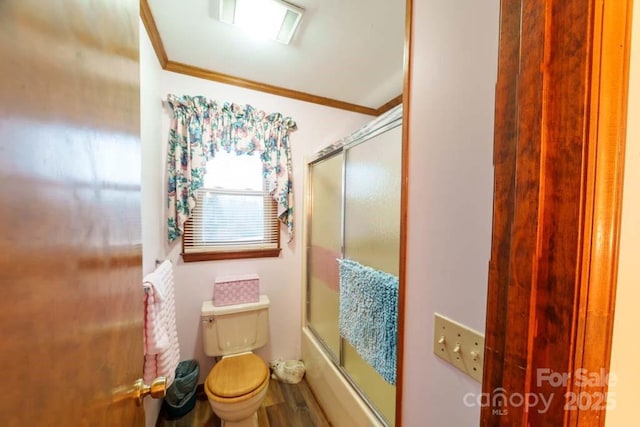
201;295;270;357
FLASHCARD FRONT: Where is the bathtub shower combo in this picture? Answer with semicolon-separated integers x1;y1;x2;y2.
303;106;402;426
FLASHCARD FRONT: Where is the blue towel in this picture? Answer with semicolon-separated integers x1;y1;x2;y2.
338;259;398;385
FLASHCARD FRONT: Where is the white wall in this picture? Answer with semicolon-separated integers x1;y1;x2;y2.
402;1;499;426
140;19;165;427
606;10;640;427
158;71;371;383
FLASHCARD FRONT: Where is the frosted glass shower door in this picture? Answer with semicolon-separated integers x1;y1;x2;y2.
307;152;343;359
343;125;402;425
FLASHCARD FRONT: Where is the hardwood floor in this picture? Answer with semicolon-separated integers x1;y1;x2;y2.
156;378;330;427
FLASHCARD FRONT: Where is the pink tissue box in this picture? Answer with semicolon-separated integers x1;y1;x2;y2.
213;274;260;306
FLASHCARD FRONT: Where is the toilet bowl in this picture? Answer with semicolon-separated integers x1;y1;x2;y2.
200;296;271;427
204;353;269;427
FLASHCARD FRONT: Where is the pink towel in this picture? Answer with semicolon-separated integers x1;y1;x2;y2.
143;260;180;387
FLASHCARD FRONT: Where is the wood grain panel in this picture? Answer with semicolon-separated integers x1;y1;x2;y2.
568;0;632;425
501;1;546;424
274;382;329;427
296;380;331;427
482;0;631;426
527;2;594;425
481;0;523;424
0;0;143;425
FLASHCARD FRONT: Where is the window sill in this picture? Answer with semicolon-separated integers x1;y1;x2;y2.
181;248;281;262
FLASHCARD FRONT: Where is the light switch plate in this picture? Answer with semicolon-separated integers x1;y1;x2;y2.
433;313;485;382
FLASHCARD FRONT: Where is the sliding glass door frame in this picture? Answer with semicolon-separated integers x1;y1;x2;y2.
305;109;403;426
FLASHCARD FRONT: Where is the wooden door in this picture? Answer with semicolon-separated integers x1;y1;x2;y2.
0;0;145;425
482;0;632;426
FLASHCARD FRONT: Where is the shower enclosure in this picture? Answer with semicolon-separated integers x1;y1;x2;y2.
303;107;402;426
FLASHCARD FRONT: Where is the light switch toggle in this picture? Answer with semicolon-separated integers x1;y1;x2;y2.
433;313;485;382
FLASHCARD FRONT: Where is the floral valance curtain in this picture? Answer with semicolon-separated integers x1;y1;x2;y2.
166;94;297;243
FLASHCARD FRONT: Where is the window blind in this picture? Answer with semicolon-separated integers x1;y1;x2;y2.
183;187;279;253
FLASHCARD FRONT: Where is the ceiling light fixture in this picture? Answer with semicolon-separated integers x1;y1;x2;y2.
217;0;304;44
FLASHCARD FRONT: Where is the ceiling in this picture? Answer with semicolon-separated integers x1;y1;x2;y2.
146;0;405;111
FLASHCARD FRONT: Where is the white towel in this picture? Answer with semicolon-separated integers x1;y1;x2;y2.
143;260;180;387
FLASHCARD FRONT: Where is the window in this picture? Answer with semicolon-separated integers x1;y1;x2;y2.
182;151;280;261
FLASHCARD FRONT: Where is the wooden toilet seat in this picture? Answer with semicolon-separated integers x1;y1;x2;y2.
205;353;269;403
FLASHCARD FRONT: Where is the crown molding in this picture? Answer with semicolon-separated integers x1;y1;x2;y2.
164;60;380;115
140;0;168;68
376;94;403;115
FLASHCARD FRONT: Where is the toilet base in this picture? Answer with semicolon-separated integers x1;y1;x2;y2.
220;411;258;427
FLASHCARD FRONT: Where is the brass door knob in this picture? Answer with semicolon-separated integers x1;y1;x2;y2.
113;377;167;406
136;377;167;405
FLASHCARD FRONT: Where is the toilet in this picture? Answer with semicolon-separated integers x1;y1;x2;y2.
201;295;270;427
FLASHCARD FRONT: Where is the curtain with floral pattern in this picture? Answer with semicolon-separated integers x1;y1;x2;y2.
166;95;296;243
